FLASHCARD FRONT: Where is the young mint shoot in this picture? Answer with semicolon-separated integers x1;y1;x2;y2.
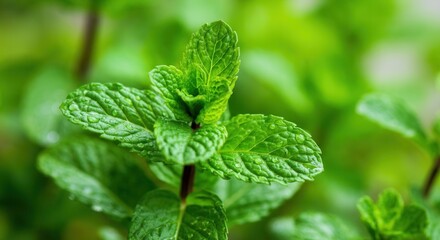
42;21;323;239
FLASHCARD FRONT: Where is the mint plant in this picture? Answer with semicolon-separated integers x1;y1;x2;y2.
38;21;323;239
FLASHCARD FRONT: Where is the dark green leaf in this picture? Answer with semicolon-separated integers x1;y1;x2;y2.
180;20;240;124
357;94;430;154
129;190;227;240
38;136;154;218
210;179;301;226
60;82;170;162
201;114;323;184
154;119;227;164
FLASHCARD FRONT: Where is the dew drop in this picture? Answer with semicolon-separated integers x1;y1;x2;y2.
295;134;305;143
68;103;79;111
111;110;118;116
125;98;133;105
269;124;276;130
87;116;99;123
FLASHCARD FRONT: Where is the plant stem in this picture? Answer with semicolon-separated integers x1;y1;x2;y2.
422;156;440;198
180;164;195;202
75;4;100;81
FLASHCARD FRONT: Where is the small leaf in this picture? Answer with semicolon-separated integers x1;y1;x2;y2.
180;20;240;124
21;67;77;145
357;93;430;153
149;65;191;121
201;114;323;184
60;82;171;162
271;213;358;240
357;188;428;240
154;119;227;164
38;136;154;218
210;179;301;226
129;190;227;240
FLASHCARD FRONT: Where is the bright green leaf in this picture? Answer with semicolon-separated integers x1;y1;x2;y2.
149;65;191;121
154;119;227;164
21;67;77;146
201;114;323;184
357;94;430;154
60;82;171;162
38;136;154;218
180;20;240;124
271;213;358;240
129;190;227;240
210;179;301;226
357;189;428;240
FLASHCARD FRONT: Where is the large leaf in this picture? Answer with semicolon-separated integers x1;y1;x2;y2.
180;20;240;124
357;189;428;240
149;65;191;121
60;82;171;162
211;179;301;226
21;67;77;145
201;114;323;184
154;119;227;164
38;136;154;218
357;93;431;154
129;190;227;240
271;213;358;240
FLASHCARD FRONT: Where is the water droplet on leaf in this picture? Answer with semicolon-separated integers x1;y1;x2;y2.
87;116;99;123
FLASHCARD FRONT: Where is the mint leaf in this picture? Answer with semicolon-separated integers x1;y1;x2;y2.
271;213;358;240
21;67;77;145
210;179;301;226
180;20;240;124
357;93;430;154
149;65;191;121
357;189;428;240
129;190;227;240
38;136;154;218
60;82;171;162
201;114;323;184
154;119;227;164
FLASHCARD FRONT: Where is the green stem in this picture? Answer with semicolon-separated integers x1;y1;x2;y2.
75;3;99;81
422;156;440;198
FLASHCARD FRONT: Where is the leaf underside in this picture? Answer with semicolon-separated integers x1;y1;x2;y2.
201;114;323;184
38;136;154;218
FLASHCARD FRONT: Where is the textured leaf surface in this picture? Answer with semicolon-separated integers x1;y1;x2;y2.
60;82;171;161
129;190;227;240
211;179;301;226
357;189;428;240
201;114;323;184
357;94;430;153
38;136;154;218
149;65;191;121
154;119;227;164
180;20;240;124
21;67;77;145
271;213;358;240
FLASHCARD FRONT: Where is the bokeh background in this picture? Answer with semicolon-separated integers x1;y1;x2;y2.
1;0;440;239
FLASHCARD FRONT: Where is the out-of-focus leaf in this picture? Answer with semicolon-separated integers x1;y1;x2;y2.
129;190;227;240
201;114;323;184
271;213;358;240
154;119;227;164
357;189;428;240
99;226;124;240
21;67;77;145
38;136;154;218
357;93;432;154
210;179;301;226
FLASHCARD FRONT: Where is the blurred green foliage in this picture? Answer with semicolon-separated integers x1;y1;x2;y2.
1;0;439;239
